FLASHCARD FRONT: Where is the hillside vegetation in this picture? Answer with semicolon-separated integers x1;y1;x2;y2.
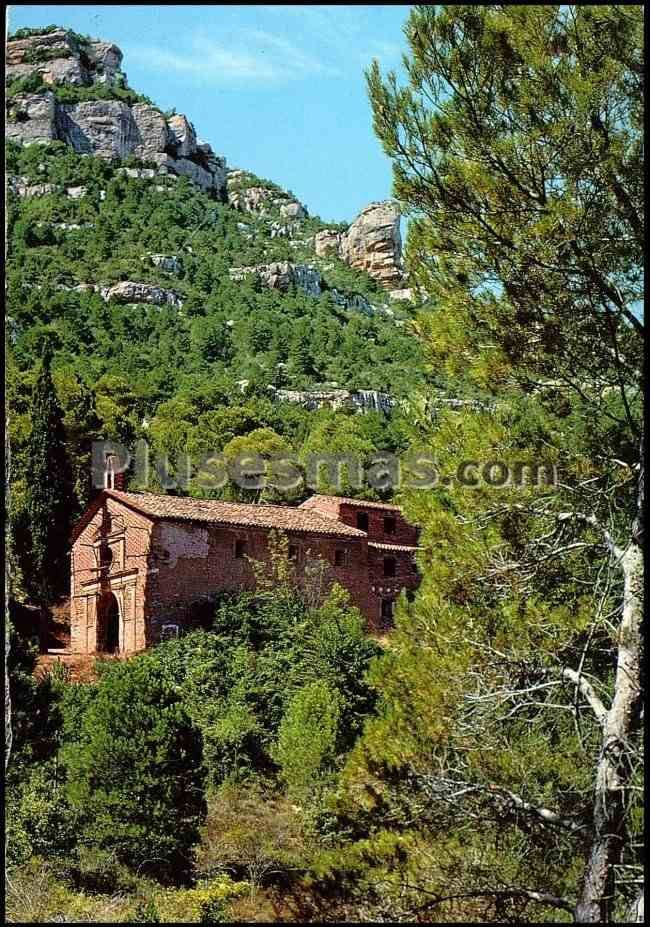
6;8;644;924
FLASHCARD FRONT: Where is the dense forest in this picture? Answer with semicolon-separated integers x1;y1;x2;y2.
5;6;644;924
6;133;431;599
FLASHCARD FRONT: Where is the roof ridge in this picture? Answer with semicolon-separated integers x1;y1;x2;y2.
301;493;401;510
104;489;367;538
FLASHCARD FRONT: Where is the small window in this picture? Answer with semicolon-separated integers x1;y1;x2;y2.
383;556;396;578
161;623;180;641
235;539;247;559
384;515;396;535
334;548;347;567
380;599;395;625
99;544;113;568
356;511;369;531
289;544;298;561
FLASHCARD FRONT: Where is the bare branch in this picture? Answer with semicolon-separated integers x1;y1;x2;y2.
560;668;608;726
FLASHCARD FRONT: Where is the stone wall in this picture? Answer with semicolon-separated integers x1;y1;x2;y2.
145;520;369;641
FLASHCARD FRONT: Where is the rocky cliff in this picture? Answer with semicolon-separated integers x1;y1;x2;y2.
6;28;406;288
273;388;396;414
315;201;404;289
7;28;125;87
229;262;322;297
227;172;308;219
6;31;227;198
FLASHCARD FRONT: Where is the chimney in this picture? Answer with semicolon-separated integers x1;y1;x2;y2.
104;453;126;491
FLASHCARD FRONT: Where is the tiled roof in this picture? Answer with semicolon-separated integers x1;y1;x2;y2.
300;494;402;512
368;541;419;552
105;490;366;538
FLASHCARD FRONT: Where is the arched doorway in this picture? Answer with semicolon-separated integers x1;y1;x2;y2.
98;592;120;653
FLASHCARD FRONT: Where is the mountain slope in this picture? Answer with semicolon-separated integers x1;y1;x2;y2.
6;27;434;591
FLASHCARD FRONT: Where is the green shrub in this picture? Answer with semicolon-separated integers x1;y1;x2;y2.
274;681;340;800
8;25;61;40
60;654;207;881
6;71;49;99
132;896;162;922
23;45;73;64
6;763;78;867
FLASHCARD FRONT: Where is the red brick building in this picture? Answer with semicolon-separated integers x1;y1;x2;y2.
70;490;420;655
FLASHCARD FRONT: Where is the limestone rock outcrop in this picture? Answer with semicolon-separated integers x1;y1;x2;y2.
328;289;372;314
84;40;124;85
7;30;403;289
7;174;57;197
9;94;226;196
167;114;196;158
388;287;414;302
314;228;345;257
273;388;396;414
116;167;159;179
269;220;302;240
227;173;307;219
65;185;87;198
101;281;183;309
342;202;403;288
7;29;126;87
148;254;182;274
6;31;227;197
6;91;57;143
314;201;403;289
56;99;138;159
131;103;170;160
229;185;272;213
279;200;307;219
229;262;321;297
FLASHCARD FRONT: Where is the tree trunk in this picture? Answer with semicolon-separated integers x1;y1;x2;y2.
575;444;644;922
5;419;11;772
4;622;10;773
38;603;49;654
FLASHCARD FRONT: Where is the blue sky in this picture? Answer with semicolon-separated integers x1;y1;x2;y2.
7;5;413;223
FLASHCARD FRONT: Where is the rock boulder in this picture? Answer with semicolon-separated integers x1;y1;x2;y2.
229;262;322;297
102;281;183;309
314;202;403;289
341;201;403;288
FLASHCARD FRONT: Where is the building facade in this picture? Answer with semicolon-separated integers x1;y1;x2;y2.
70;490;420;655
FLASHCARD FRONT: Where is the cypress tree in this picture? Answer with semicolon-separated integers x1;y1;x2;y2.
26;348;73;610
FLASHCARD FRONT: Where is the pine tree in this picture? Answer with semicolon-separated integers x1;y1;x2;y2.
327;6;645;923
